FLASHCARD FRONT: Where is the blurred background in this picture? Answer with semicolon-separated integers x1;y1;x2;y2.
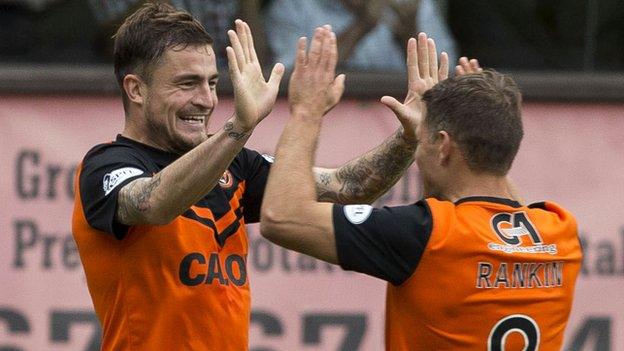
1;1;623;350
1;0;623;97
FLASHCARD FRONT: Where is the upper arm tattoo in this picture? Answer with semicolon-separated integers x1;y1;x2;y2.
316;130;416;204
116;174;162;225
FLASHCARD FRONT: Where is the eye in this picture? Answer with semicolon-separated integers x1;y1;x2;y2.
209;80;218;90
179;81;196;89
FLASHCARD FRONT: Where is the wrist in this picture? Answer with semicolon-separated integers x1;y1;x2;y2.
230;114;256;131
224;117;253;141
289;105;324;121
397;128;418;149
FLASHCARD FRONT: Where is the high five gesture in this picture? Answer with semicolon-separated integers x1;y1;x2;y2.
381;33;449;142
226;19;285;132
288;26;345;118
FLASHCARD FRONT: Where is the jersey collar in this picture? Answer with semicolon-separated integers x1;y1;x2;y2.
116;134;181;165
454;196;522;208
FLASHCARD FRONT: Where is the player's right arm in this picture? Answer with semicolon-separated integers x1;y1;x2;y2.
114;120;249;225
115;20;284;226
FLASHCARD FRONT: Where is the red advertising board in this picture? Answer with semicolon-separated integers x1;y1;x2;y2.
1;95;623;350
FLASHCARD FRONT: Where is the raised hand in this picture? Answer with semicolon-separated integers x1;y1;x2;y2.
380;33;448;142
226;19;285;130
456;56;483;75
288;26;345;118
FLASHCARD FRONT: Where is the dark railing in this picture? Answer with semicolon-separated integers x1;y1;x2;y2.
1;64;623;102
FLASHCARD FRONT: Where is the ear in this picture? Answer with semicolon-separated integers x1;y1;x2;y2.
123;74;146;106
437;131;452;165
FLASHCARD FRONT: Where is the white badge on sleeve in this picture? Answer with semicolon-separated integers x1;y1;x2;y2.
103;167;144;196
343;204;373;224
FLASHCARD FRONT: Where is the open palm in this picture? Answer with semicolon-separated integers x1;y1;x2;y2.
381;33;448;141
226;20;284;130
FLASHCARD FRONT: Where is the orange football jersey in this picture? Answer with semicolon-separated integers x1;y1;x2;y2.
334;197;582;350
72;136;271;350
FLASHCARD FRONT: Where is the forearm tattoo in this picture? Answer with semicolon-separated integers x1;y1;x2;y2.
224;122;249;141
316;130;416;204
116;174;162;224
315;171;342;203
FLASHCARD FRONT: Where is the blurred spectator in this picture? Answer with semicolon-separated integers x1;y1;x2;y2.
2;0;619;71
87;0;268;69
264;0;456;71
265;0;401;71
388;0;456;65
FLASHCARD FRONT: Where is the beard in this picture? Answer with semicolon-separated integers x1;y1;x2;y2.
144;96;208;154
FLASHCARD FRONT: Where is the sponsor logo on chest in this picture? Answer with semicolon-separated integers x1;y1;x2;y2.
179;252;247;287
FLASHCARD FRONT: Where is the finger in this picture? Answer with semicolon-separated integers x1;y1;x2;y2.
226;46;241;84
417;33;429;79
235;19;251;63
243;21;258;64
319;31;334;77
459;56;472;74
294;37;307;70
330;73;346;105
406;38;419;86
267;62;285;93
427;38;438;81
308;27;325;67
470;58;483;72
455;65;465;76
326;31;338;72
380;96;409;121
227;29;245;72
439;51;449;81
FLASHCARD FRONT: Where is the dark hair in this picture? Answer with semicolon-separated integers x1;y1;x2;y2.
113;2;213;108
421;70;523;175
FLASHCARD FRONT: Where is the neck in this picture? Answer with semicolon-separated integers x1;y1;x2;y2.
121;117;170;152
441;171;515;203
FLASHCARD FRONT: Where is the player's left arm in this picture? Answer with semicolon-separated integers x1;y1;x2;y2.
261;27;344;264
313;129;416;204
313;33;450;205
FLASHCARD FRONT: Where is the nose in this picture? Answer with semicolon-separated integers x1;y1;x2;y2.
191;82;217;110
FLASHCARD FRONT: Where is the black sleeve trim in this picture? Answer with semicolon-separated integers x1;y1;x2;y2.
333;201;433;285
240;148;272;223
528;202;547;210
79;144;149;239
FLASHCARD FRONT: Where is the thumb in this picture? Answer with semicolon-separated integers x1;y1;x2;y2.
267;63;285;92
380;96;408;120
330;74;346;102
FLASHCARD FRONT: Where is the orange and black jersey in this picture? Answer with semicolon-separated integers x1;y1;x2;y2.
333;197;582;351
78;134;270;239
72;135;271;350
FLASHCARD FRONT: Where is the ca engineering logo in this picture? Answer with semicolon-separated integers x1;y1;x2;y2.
488;211;557;255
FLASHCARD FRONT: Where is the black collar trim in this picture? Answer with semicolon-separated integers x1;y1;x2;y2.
454;196;522;208
116;134;181;163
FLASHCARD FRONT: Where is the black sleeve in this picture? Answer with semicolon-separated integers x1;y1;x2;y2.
79;145;150;239
240;149;272;223
333;200;433;285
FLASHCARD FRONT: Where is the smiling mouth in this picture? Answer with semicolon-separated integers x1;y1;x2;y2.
179;115;206;124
